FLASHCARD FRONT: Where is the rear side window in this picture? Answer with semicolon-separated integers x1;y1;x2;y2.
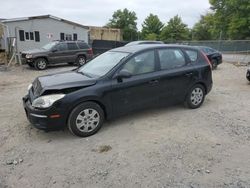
77;42;89;49
158;49;186;70
67;43;78;50
185;50;198;62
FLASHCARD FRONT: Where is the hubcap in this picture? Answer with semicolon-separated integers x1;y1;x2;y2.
38;60;46;69
190;87;203;106
76;109;100;133
78;58;86;65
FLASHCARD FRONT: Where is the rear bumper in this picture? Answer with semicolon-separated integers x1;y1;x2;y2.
22;95;66;130
207;81;213;94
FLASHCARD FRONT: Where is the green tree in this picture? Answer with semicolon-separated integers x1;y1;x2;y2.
141;14;164;40
106;8;138;41
209;0;250;39
144;33;158;40
160;15;190;42
192;14;214;40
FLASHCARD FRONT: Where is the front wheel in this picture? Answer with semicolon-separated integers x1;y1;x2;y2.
34;58;48;70
185;84;205;109
68;102;104;137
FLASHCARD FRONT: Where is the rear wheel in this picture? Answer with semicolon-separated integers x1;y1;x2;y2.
68;102;104;137
76;56;86;66
185;84;205;109
211;59;218;70
34;58;48;70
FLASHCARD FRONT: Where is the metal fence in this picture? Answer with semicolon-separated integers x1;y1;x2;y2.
91;40;128;55
177;40;250;54
91;39;250;64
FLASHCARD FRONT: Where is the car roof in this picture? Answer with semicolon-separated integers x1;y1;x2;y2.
111;44;199;53
125;40;164;46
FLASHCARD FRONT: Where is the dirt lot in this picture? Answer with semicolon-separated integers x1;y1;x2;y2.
0;63;250;188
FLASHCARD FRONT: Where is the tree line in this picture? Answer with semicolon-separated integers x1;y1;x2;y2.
106;0;250;41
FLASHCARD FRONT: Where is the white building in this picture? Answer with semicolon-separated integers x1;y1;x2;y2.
0;15;89;53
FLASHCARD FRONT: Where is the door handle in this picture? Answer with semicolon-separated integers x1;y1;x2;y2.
185;73;193;77
149;80;159;85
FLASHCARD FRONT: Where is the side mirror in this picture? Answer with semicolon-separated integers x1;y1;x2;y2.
115;69;132;81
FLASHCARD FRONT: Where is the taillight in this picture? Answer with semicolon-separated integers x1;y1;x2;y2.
202;52;212;69
87;48;93;55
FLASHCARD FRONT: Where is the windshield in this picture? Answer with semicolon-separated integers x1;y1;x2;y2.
78;51;129;78
42;41;59;50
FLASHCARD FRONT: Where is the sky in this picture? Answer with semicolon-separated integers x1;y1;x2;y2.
0;0;211;30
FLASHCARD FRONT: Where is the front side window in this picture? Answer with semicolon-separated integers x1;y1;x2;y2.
56;43;68;51
158;49;186;70
42;41;59;50
78;51;129;77
123;50;155;75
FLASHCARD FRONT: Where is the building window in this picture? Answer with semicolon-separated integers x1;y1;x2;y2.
65;34;72;41
30;32;34;40
19;30;25;41
60;33;65;40
34;31;40;42
25;32;30;40
73;33;77;41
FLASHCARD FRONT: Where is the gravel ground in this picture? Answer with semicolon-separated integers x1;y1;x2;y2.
223;54;250;65
0;63;250;188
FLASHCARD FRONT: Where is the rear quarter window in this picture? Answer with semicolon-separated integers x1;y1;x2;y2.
77;42;89;49
185;50;198;62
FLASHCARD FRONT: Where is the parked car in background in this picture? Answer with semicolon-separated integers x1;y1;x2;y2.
246;68;250;81
196;46;222;69
23;44;213;137
125;40;164;46
21;40;93;70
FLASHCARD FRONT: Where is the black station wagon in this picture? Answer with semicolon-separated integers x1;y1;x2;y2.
23;44;213;137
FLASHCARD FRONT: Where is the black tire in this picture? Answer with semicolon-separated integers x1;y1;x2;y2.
67;62;75;65
76;56;86;66
184;84;205;109
246;71;250;81
211;59;218;70
34;58;48;70
27;62;34;68
68;102;104;137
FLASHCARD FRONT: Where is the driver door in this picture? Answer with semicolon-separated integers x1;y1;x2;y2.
110;50;161;116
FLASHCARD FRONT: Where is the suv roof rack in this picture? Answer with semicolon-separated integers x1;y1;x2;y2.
52;40;86;42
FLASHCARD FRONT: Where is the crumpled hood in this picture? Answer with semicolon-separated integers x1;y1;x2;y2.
32;70;97;96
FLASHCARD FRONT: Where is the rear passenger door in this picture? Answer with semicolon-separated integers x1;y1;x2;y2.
156;48;196;104
67;42;80;62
